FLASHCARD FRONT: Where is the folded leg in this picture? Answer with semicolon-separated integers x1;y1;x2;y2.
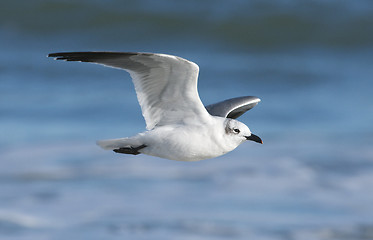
113;144;147;155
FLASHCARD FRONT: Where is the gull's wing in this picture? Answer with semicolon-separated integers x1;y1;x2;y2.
48;52;211;130
205;96;260;119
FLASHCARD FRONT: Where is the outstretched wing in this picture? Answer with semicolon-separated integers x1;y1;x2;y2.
49;52;211;130
205;96;260;119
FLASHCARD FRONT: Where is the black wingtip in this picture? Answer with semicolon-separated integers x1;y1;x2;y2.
47;51;142;62
48;52;79;61
48;52;68;58
47;53;57;59
48;52;70;60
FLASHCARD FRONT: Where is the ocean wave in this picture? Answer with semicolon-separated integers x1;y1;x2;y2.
0;210;52;230
1;142;373;239
1;0;373;48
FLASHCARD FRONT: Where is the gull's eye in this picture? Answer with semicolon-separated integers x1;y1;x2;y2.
233;128;240;134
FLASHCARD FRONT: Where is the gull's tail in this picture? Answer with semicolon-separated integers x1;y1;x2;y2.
96;138;136;150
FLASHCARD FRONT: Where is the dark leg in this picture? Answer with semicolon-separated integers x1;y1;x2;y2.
113;144;147;155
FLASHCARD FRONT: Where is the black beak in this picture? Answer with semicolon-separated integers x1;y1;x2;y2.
245;134;263;144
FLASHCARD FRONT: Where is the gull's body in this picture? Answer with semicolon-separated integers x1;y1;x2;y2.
49;52;262;161
99;117;242;161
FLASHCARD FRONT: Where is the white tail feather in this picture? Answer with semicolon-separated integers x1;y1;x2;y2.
96;138;133;150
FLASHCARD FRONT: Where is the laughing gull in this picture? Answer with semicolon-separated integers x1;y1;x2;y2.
48;52;262;161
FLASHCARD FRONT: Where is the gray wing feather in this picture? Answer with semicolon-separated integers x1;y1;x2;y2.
205;96;260;119
49;52;210;130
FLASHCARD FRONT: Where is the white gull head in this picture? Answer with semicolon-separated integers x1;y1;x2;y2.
49;52;262;161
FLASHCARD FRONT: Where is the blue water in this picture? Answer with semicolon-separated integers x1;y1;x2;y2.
1;0;373;239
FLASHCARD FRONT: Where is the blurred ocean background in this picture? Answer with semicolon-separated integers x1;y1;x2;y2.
1;0;373;239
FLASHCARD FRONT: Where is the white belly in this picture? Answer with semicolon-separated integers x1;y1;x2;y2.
139;125;239;161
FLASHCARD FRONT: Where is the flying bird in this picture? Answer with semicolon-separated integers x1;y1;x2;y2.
48;52;262;161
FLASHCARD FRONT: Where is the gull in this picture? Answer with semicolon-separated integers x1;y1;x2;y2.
48;52;262;161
